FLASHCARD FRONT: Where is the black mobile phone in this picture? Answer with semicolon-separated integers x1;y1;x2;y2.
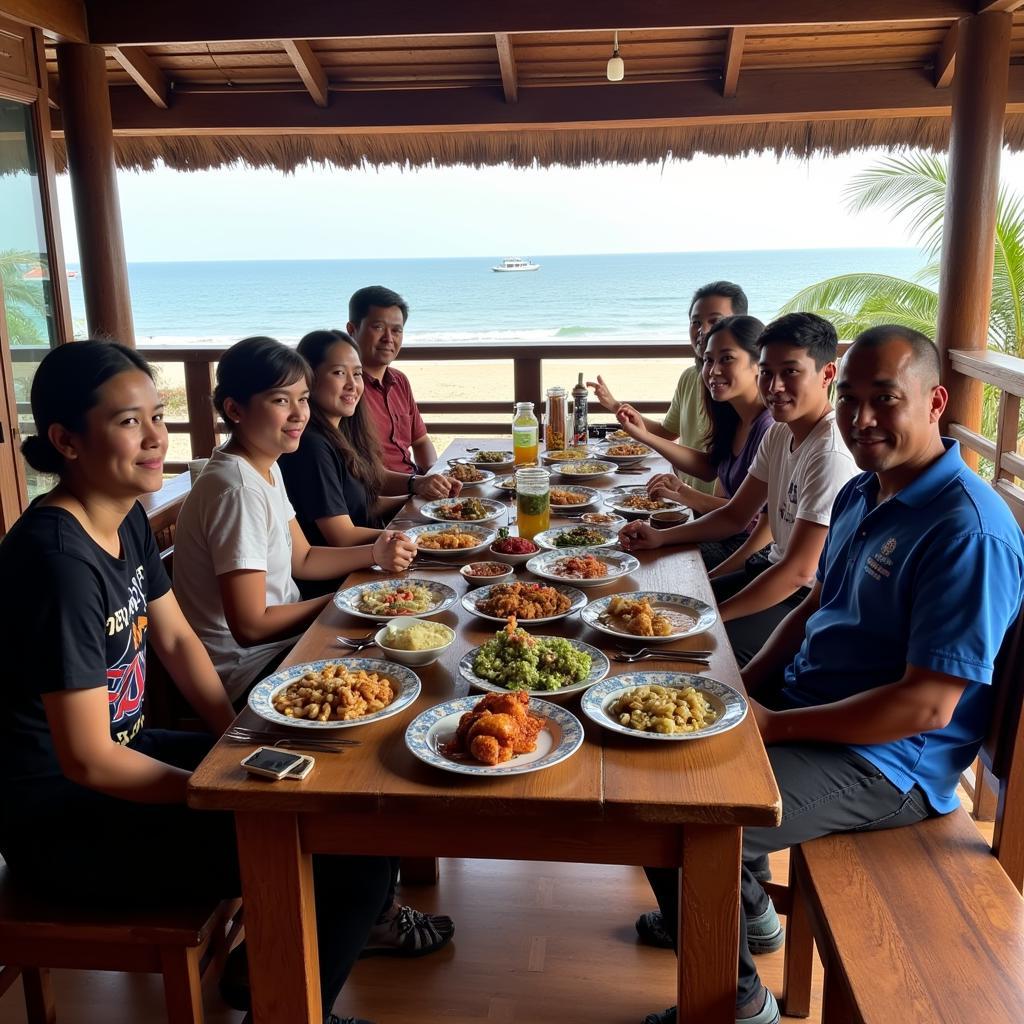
241;747;308;781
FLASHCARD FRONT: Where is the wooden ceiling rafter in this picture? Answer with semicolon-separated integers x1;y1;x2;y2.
977;1;1024;12
0;0;86;42
494;32;518;102
722;27;746;96
935;22;958;85
110;45;169;108
281;38;329;107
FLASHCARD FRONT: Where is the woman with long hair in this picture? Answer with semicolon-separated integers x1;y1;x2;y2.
0;340;389;1024
279;329;458;548
616;315;773;571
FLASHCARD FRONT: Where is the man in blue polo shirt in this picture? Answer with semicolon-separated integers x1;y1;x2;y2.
640;325;1024;1024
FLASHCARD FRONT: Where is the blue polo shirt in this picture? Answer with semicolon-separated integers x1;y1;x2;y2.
781;440;1024;814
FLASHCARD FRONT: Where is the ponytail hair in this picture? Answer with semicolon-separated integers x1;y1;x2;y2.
21;340;152;477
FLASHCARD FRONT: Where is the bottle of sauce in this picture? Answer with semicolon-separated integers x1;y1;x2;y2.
571;373;589;449
516;467;550;540
545;386;567;451
512;402;539;466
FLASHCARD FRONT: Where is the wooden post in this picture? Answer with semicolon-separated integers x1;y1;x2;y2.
55;43;135;346
935;12;1012;448
184;360;218;458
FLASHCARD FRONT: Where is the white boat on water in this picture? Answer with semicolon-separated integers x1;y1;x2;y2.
492;257;540;272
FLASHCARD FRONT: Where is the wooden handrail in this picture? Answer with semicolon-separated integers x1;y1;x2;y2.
948;348;1024;396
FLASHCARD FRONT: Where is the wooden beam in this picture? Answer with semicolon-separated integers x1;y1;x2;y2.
111;45;169;108
935;22;958;87
84;1;974;47
0;0;86;42
65;65;1024;139
976;1;1024;12
722;27;745;98
495;32;517;103
281;38;328;108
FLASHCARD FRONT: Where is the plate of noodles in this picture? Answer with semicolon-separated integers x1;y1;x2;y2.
334;580;459;620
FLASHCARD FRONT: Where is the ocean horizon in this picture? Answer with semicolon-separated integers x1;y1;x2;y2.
67;248;927;345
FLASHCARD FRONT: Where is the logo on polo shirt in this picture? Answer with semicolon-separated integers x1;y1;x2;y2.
880;537;897;557
865;536;898;581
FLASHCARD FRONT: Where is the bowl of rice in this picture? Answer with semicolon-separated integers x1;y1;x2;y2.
375;617;456;667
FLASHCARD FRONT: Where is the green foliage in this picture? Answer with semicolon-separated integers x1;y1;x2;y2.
0;249;47;346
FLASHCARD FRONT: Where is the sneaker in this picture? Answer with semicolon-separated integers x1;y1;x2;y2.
642;989;780;1024
635;910;674;949
360;903;455;958
327;1017;375;1024
747;900;784;955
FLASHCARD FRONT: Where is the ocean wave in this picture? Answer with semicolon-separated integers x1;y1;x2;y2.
554;325;617;337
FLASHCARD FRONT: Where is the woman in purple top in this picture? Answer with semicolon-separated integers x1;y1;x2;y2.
616;315;772;570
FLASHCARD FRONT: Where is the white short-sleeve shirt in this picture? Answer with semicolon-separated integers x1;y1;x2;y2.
747;412;857;577
173;448;300;699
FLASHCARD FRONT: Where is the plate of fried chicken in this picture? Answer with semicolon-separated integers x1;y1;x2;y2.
404;691;584;776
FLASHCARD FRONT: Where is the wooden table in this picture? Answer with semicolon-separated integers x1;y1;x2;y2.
188;441;781;1024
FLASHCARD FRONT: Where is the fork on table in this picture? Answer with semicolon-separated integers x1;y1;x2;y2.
223;726;359;753
613;647;712;666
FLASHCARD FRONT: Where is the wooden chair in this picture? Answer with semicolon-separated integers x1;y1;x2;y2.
780;606;1024;1023
0;867;242;1023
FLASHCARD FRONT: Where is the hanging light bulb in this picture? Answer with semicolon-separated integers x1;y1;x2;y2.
606;29;624;82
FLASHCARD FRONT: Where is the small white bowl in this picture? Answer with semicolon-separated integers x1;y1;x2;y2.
488;538;542;566
459;561;515;588
374;616;456;667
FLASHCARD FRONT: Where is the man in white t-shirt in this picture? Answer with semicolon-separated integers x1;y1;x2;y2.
621;313;857;670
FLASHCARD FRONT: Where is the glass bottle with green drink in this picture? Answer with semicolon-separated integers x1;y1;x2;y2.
516;467;550;540
513;401;539;465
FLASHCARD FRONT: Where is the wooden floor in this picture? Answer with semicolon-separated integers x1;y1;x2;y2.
0;812;995;1024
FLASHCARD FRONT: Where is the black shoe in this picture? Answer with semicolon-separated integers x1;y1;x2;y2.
219;942;250;1011
327;1017;375;1024
635;910;674;949
360;903;455;958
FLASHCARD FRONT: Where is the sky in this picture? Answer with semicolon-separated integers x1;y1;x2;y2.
49;149;1024;263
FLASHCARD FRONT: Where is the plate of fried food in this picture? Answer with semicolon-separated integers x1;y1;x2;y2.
458;617;609;699
549;485;600;509
525;547;640;587
334;580;459;620
420;496;506;524
248;658;422;729
461;450;515;471
595;441;655;466
550;459;617;480
403;523;495;558
605;428;633;442
405;691;584;775
443;463;495;487
604;486;687;518
581;672;747;741
581;592;717;642
492;474;518;494
461;580;588;624
533;524;619;551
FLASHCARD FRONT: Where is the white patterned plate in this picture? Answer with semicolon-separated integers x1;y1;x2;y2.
457;635;610;699
461;451;515;471
248;658;421;730
443;467;496;488
461;581;588;624
604;487;687;517
541;449;598;465
405;696;584;776
419;497;507;525
551;460;618;480
549;485;601;510
525;547;640;587
581;672;747;741
334;579;459;621
403;522;496;558
581;592;717;643
594;443;655;465
492;475;518;494
533;524;619;551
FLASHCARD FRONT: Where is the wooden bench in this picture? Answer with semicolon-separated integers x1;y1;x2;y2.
779;607;1024;1023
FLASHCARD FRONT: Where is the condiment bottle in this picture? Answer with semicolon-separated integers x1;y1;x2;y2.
516;467;550;540
512;401;539;466
571;372;589;448
545;386;567;451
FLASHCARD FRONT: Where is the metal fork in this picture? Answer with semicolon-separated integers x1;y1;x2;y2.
335;635;378;652
223;728;359;752
615;646;713;658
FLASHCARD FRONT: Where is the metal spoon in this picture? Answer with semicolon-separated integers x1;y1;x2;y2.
615;646;712;659
613;651;711;665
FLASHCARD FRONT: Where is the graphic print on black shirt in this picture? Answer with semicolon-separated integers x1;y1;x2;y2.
106;561;149;743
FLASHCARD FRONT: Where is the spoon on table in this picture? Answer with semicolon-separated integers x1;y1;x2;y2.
613;651;712;665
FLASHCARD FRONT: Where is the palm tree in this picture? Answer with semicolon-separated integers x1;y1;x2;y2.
0;248;49;345
779;152;1024;359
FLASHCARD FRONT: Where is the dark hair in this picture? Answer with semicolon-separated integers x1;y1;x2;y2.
847;324;941;387
348;286;409;326
21;340;153;476
699;315;766;465
758;312;838;369
213;336;311;430
689;281;748;317
296;329;386;503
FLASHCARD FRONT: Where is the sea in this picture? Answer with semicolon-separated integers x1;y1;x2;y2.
66;248;927;345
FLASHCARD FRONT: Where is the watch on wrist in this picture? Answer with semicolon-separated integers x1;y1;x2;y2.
407;474;417;495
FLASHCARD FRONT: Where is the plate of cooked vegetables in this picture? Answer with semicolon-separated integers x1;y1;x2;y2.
403;523;496;557
580;672;747;740
581;592;717;642
460;450;515;471
334;580;459;620
533;524;619;551
443;464;495;487
248;658;422;729
604;487;687;517
525;547;640;587
461;580;587;624
458;617;609;698
419;496;506;524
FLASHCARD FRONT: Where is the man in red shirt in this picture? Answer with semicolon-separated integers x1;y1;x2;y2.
347;285;437;475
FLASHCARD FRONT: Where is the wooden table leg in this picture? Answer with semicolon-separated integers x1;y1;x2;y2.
677;824;742;1024
236;811;320;1024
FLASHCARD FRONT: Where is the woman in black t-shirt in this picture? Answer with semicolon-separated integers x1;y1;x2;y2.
280;330;459;548
0;341;387;1024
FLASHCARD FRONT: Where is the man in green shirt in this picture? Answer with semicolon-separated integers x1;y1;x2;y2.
588;281;748;494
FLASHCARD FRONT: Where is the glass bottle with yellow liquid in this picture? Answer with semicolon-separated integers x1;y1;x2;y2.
516;467;550;540
512;401;539;466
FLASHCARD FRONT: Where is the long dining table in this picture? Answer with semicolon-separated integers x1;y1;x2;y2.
187;440;781;1024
